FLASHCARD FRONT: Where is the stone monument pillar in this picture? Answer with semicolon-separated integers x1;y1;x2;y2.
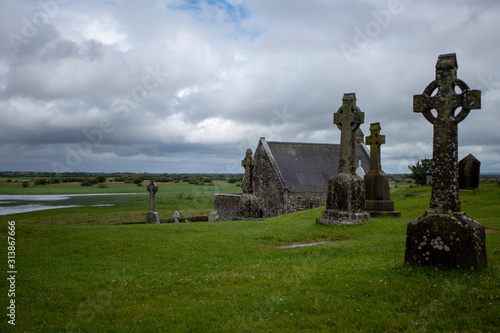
146;179;160;224
238;148;260;219
317;93;370;225
241;149;257;194
405;53;487;269
364;123;400;217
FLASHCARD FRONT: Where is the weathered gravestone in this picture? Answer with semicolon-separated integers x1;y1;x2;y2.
364;123;400;217
145;179;160;224
174;211;180;223
317;93;370;225
405;53;487;269
459;154;480;190
238;149;260;219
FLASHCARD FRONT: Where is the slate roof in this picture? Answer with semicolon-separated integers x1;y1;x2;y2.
265;141;370;191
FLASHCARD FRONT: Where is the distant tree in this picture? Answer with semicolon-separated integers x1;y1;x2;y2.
35;179;47;185
408;158;433;186
133;178;143;185
22;181;29;188
80;181;93;186
96;176;106;183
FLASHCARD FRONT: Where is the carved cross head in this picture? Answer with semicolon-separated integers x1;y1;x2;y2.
414;53;481;125
147;179;158;194
366;122;385;147
334;93;364;132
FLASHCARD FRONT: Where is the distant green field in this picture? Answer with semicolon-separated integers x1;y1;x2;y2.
0;182;498;332
0;180;242;225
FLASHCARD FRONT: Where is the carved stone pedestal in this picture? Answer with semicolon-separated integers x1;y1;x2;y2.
317;173;369;225
146;211;160;224
405;211;487;269
364;170;400;217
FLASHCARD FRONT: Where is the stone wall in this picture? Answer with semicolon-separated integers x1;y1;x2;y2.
214;193;241;221
284;190;327;214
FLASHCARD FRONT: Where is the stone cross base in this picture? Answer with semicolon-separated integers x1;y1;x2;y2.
317;173;370;225
365;200;401;218
237;194;261;219
364;171;400;218
405;212;487;270
317;209;369;226
145;211;160;224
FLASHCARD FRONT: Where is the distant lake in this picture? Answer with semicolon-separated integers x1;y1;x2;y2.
0;193;145;215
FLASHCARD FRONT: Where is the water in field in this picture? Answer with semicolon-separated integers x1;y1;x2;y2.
0;193;144;215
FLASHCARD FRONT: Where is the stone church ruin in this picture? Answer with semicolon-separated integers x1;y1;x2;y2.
213;137;369;221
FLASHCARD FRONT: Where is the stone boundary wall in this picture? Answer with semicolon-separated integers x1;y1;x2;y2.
214;193;241;221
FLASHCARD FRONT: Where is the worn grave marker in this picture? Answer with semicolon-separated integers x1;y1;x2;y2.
145;179;160;224
241;149;257;194
317;93;369;225
405;53;486;269
364;122;400;217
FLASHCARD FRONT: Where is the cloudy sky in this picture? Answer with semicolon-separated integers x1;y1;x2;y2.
1;0;499;174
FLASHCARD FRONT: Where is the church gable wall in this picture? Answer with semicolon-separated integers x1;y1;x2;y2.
252;141;285;218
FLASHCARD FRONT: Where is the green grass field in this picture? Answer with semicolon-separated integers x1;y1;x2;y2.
0;182;499;332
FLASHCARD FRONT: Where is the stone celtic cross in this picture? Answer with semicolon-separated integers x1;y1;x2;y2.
414;53;481;213
334;93;365;174
365;122;385;171
147;179;159;212
241;149;256;193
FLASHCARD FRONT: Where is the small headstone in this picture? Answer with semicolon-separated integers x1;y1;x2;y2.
174;211;180;223
459;154;480;190
364;122;400;217
208;210;220;222
145;179;160;224
405;53;486;270
241;149;257;194
317;93;370;226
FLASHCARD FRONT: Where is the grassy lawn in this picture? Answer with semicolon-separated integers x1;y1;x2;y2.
0;183;498;332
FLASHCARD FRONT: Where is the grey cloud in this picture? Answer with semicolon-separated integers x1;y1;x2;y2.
0;0;499;173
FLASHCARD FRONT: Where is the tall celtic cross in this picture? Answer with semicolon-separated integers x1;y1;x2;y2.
241;149;256;193
147;179;159;212
334;93;365;174
414;53;481;213
365;122;385;172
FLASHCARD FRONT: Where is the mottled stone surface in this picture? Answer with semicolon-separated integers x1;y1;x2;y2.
237;193;261;219
214;194;241;221
145;179;160;224
145;211;160;224
241;149;257;194
405;212;487;269
334;93;364;174
147;179;159;212
459;154;480;190
364;123;400;217
318;93;369;226
413;53;480;213
406;53;486;269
